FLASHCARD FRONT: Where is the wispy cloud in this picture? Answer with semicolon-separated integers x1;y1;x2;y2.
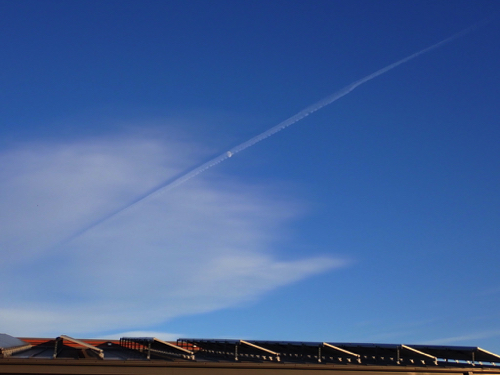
0;131;346;337
424;330;500;345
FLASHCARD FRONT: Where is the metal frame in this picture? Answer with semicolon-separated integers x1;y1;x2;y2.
121;337;194;360
3;334;500;374
53;335;104;359
177;339;281;362
0;334;32;358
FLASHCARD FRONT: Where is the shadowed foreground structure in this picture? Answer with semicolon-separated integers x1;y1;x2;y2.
2;333;500;374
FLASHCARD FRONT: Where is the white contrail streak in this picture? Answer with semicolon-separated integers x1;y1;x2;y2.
60;21;484;244
121;23;477;204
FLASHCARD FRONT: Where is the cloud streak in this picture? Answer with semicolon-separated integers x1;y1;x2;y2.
424;330;500;345
0;134;345;337
64;20;485;244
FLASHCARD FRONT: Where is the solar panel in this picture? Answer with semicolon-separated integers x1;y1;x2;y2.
177;339;281;362
177;339;500;366
245;340;360;363
55;335;104;359
4;334;500;368
410;345;500;363
121;337;194;360
0;334;31;358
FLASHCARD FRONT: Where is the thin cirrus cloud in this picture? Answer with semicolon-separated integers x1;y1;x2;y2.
0;130;345;337
423;330;500;346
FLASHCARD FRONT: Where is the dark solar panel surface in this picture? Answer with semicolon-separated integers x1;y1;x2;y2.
3;334;500;367
411;344;500;362
0;334;28;350
178;338;500;366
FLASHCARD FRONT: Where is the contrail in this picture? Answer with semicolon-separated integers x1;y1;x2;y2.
59;20;485;245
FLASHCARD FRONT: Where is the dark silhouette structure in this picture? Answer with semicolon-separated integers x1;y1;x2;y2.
2;333;500;374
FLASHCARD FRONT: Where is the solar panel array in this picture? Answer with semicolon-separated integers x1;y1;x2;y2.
177;338;500;366
120;337;195;360
2;333;500;367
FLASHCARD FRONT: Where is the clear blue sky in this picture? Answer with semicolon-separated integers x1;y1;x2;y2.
1;0;500;351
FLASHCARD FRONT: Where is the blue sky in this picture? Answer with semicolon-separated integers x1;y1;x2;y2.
1;0;500;351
